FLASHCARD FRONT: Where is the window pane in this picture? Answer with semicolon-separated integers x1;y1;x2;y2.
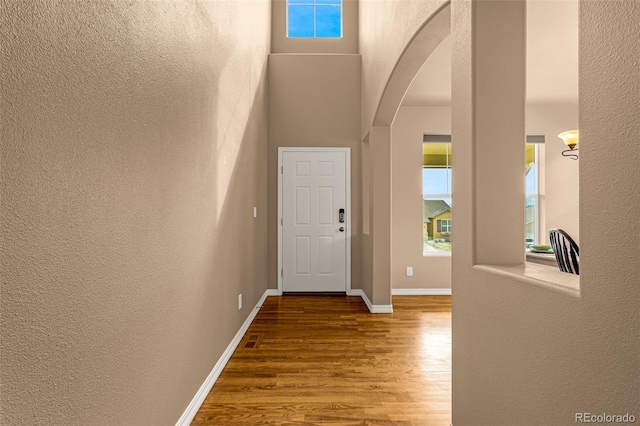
316;0;341;4
526;196;536;245
288;0;310;4
526;165;536;195
423;142;452;254
288;5;314;37
526;144;537;194
423;168;449;195
525;143;538;246
423;198;452;253
316;6;341;38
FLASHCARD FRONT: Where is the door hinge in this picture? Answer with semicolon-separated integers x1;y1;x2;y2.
281;217;283;225
281;269;283;277
281;166;283;174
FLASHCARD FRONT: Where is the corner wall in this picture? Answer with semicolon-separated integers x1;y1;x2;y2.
391;104;579;290
451;1;639;424
267;54;362;292
359;0;449;306
392;106;452;290
0;2;270;424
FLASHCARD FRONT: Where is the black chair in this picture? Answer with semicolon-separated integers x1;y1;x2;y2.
549;228;580;275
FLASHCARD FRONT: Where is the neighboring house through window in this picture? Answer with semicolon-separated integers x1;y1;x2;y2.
287;0;342;38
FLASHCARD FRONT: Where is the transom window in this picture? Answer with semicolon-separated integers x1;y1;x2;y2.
287;0;342;38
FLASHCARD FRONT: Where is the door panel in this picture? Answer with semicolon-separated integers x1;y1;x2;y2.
282;150;347;292
295;186;311;225
295;236;311;275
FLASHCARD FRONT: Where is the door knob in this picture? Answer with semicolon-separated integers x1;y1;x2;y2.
339;227;345;232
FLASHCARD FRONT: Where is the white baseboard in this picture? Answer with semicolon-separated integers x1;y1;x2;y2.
369;304;394;313
348;289;394;313
392;288;452;296
176;288;275;426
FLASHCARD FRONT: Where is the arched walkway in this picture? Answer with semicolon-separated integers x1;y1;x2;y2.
362;3;451;307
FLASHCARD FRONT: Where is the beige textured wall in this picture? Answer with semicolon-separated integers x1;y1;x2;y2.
271;0;358;53
369;126;392;305
392;106;451;290
0;1;270;424
360;137;374;299
451;1;639;425
267;54;361;291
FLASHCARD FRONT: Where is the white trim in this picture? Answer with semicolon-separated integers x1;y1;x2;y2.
392;288;452;296
349;289;394;314
264;289;280;297
369;304;394;313
348;288;370;308
277;147;351;295
473;264;579;298
176;289;275;426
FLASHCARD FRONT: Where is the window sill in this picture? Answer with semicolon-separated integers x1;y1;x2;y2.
423;252;452;257
473;263;580;298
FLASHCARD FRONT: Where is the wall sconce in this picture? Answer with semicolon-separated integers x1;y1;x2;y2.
558;130;579;160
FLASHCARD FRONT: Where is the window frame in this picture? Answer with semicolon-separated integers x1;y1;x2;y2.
526;141;541;247
422;138;452;256
439;219;452;234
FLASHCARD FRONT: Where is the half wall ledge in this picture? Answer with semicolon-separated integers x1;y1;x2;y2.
473;263;580;298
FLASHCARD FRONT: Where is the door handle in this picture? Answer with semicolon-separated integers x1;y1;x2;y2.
339;208;345;223
339;227;345;232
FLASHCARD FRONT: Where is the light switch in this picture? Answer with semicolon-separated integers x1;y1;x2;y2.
253;207;257;218
406;267;413;277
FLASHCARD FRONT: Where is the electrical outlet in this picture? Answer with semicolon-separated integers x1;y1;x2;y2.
406;267;413;277
238;294;243;310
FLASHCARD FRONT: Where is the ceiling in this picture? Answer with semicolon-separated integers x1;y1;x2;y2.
402;0;579;106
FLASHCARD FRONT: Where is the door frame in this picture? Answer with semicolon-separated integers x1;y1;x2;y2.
277;147;351;295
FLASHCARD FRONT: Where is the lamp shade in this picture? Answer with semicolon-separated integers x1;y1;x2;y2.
558;130;579;148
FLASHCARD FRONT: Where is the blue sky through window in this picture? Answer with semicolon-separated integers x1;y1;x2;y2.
288;0;342;38
526;162;537;196
423;168;450;195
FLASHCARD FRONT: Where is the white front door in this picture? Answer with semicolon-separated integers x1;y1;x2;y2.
279;148;350;293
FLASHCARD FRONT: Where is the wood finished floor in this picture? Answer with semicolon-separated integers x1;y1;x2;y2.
192;295;451;425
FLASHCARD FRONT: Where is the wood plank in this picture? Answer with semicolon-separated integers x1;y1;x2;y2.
192;295;451;425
